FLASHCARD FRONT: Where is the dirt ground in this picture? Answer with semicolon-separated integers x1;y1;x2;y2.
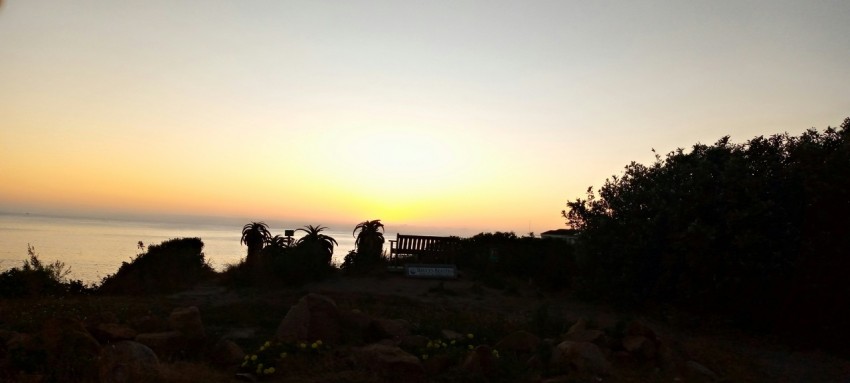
170;273;850;382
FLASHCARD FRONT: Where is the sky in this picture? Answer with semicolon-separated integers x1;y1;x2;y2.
1;0;848;235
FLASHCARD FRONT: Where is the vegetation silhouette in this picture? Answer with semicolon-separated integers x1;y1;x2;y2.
98;237;213;295
295;225;338;276
563;117;850;353
0;245;89;297
240;221;271;266
343;219;386;271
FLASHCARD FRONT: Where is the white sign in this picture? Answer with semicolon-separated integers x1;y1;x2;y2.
404;264;457;279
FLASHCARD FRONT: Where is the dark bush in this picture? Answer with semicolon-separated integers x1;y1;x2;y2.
98;237;214;295
456;232;575;290
0;245;91;298
564;118;850;352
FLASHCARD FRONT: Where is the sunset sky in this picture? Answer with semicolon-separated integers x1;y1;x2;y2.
1;1;848;234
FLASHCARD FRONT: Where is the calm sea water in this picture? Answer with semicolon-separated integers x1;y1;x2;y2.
0;213;356;284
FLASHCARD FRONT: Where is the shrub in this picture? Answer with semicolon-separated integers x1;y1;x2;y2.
98;237;213;295
564;118;850;353
0;245;91;298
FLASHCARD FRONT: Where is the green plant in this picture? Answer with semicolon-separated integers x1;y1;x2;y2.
239;338;328;378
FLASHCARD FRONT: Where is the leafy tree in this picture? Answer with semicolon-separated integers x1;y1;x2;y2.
241;221;271;265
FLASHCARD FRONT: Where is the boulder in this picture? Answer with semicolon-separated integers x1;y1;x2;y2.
90;323;138;344
129;315;167;334
369;318;411;341
276;294;342;345
354;344;424;382
340;308;373;340
625;320;657;341
567;318;588;334
209;339;245;366
399;334;430;350
495;330;540;355
99;341;161;383
462;345;498;376
168;306;205;340
135;331;186;361
622;335;656;360
565;329;605;343
552;340;611;376
686;360;720;382
440;329;465;341
40;318;102;382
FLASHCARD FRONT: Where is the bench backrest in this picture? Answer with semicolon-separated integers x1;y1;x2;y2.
391;234;458;256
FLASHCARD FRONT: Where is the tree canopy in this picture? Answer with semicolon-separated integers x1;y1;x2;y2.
564;118;850;352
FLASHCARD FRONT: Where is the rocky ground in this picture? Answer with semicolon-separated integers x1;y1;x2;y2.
2;273;849;382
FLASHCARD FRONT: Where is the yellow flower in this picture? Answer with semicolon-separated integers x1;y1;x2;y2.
256;363;264;374
299;342;307;349
251;355;258;361
280;352;288;359
264;341;271;348
311;342;319;349
316;340;323;346
467;333;474;339
426;340;434;348
264;367;276;375
244;355;250;360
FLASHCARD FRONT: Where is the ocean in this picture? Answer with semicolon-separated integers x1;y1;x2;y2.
0;213;357;284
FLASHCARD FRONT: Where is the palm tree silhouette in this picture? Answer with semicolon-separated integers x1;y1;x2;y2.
296;225;338;270
241;222;271;265
353;219;385;264
269;234;293;248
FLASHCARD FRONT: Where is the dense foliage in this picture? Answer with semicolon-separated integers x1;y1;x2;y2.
564;118;850;351
456;232;575;290
98;237;214;294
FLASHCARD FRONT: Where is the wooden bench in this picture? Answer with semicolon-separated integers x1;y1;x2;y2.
388;234;459;265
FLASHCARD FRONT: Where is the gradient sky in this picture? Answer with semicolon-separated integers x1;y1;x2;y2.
1;1;848;234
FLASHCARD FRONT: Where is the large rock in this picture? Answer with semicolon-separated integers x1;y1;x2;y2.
495;330;540;355
625;320;657;341
369;318;411;341
135;331;186;361
99;341;161;383
354;344;424;382
567;318;588;334
686;360;720;382
168;306;205;340
276;294;342;344
40;318;102;382
209;339;245;366
129;315;167;334
90;323;138;344
565;329;605;343
622;335;656;360
552;340;611;376
462;345;498;376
